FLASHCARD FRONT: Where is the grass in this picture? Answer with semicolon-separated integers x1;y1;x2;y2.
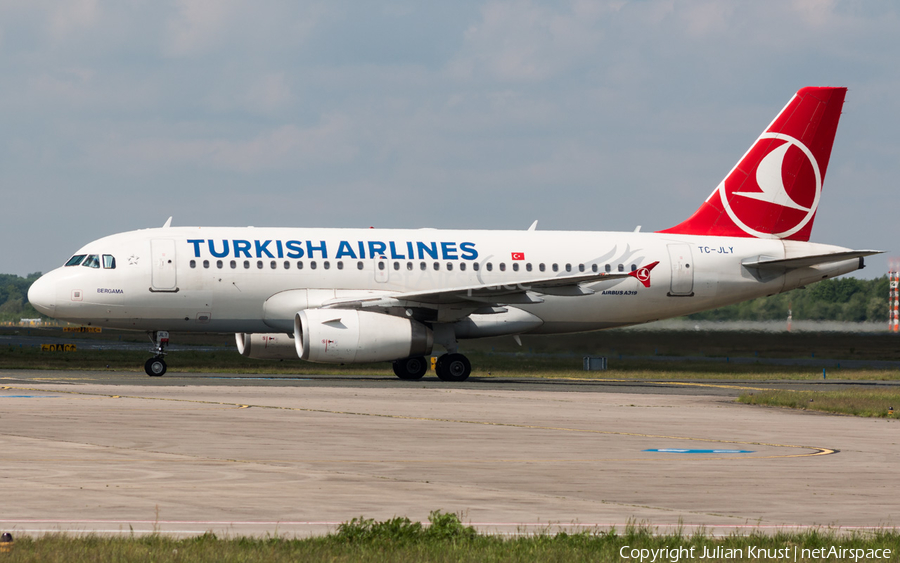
738;389;900;417
2;513;899;562
5;326;900;416
3;345;900;382
6;325;900;361
5;340;900;381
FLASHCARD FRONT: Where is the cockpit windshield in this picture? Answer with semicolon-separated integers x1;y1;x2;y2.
66;253;115;269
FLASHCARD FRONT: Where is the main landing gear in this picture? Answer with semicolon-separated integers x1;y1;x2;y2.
392;353;472;382
435;353;471;382
392;356;429;380
145;330;169;377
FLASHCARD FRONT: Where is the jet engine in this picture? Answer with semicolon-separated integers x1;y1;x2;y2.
294;308;433;363
235;332;299;360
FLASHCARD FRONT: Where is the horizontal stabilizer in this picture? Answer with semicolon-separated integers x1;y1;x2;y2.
742;250;881;270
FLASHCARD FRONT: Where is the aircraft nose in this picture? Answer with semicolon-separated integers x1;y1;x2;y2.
27;275;57;316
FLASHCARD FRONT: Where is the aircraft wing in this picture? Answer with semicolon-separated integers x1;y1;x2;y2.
321;271;637;310
742;250;882;271
392;270;636;303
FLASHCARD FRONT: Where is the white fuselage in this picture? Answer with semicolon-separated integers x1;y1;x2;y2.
29;226;861;337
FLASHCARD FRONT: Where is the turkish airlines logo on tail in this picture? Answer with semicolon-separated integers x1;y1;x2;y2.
720;133;822;239
628;261;659;288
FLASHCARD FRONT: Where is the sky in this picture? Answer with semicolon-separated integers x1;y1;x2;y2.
1;0;898;278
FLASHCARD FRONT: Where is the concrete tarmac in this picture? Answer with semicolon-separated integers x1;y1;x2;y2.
1;370;898;537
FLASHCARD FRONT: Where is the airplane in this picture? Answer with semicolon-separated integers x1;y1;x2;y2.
27;86;880;381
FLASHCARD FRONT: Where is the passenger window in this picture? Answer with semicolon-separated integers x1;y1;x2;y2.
217;260;223;269
631;264;637;272
231;260;237;269
526;263;532;272
257;261;263;269
357;261;363;270
605;264;611;273
578;264;584;272
311;261;317;270
565;264;572;272
65;255;86;267
486;263;493;272
284;261;290;269
552;264;558;272
190;260;196;268
618;264;624;272
378;262;385;271
433;262;440;271
82;255;100;268
592;264;598;273
203;260;210;269
512;263;519;272
102;255;116;269
407;262;413;271
243;260;250;269
337;261;344;270
473;263;480;272
460;263;466;272
420;262;426;271
499;263;506;272
447;262;453;271
394;262;400;271
324;261;330;270
298;261;304;270
270;261;277;269
539;263;545;272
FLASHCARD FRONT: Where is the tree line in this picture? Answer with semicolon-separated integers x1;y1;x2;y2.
0;273;43;322
685;276;889;322
0;273;891;324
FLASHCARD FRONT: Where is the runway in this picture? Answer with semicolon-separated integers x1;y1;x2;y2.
1;370;898;536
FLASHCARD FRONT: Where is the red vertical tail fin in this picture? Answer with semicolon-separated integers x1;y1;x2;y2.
658;87;846;241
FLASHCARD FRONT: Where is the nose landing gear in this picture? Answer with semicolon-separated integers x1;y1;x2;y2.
144;356;167;377
145;330;169;377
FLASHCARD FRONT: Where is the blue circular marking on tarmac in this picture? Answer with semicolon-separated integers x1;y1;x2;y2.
644;448;754;454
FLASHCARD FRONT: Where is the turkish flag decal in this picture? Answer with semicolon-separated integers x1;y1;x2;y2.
511;252;525;261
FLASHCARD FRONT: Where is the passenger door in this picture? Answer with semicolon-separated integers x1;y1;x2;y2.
150;239;178;291
667;243;694;296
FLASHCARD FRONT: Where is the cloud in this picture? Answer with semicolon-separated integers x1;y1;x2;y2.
47;0;101;41
1;0;899;276
449;0;614;82
84;114;357;173
163;0;239;57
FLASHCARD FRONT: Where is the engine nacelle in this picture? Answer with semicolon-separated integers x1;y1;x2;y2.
294;309;433;363
235;333;299;360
